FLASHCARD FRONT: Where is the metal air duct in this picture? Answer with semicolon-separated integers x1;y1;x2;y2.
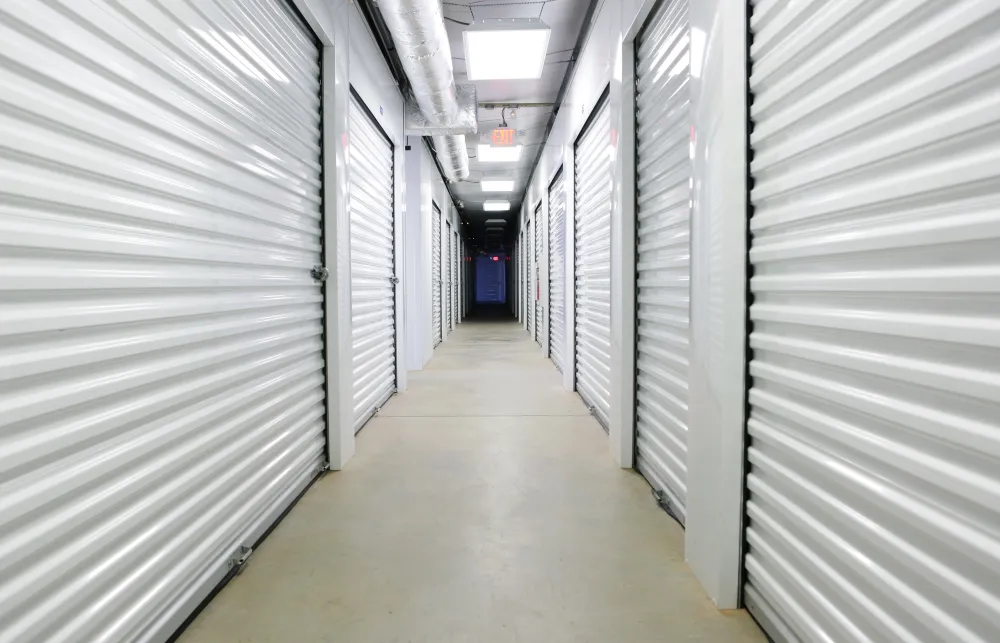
378;0;471;181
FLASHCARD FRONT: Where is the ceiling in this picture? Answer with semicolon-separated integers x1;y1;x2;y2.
440;0;593;248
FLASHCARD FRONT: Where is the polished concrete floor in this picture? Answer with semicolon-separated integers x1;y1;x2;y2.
180;319;765;643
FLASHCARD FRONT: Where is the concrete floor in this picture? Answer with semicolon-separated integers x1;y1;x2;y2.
180;319;765;643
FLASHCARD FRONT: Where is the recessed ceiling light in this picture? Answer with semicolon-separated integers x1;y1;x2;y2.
464;19;551;80
478;144;522;163
484;200;511;211
481;180;515;192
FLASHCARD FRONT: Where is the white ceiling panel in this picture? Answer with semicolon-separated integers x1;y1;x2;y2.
441;0;593;243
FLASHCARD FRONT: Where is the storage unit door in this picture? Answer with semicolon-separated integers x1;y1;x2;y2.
445;221;453;333
348;94;396;433
0;1;326;640
634;0;690;523
534;204;543;345
574;96;613;429
453;231;460;326
548;172;567;372
744;3;1000;642
526;221;534;334
432;204;442;346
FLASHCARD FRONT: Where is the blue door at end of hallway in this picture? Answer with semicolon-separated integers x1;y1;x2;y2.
475;254;507;304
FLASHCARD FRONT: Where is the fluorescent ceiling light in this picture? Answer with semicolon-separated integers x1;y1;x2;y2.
464;19;550;80
484;201;511;211
478;144;522;163
484;219;507;225
481;180;515;192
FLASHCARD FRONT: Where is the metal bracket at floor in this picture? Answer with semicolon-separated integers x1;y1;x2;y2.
651;489;685;528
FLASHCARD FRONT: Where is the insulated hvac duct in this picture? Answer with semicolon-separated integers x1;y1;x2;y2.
378;0;470;180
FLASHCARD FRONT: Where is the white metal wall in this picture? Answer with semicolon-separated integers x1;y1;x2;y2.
548;172;567;372
574;96;613;429
348;93;396;433
633;0;690;523
432;203;442;345
0;1;326;641
744;2;1000;641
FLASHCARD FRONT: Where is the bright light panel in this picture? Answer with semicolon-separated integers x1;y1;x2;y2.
481;180;515;192
484;201;511;211
464;19;550;80
478;144;522;163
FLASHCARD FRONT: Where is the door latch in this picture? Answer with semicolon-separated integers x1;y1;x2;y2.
311;265;329;282
228;544;253;575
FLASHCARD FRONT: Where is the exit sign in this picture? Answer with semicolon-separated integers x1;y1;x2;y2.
490;128;516;147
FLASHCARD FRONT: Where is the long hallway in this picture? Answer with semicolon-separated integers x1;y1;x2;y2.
180;320;764;642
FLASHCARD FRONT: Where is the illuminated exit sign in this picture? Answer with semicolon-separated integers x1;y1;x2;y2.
490;127;516;147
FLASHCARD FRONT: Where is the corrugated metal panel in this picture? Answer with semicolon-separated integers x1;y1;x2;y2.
432;203;442;346
534;203;544;346
453;229;460;328
526;220;534;334
0;1;325;641
574;96;613;430
745;1;1000;641
445;220;453;333
349;94;395;433
548;171;567;372
634;0;690;524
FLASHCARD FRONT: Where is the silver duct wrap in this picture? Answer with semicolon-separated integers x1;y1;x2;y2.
378;0;470;181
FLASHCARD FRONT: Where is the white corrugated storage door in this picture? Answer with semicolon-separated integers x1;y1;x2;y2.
445;220;453;333
745;2;1000;642
453;230;460;327
0;1;325;641
432;203;442;346
548;172;567;372
526;220;534;334
349;94;396;433
634;0;690;523
574;96;613;429
534;204;543;345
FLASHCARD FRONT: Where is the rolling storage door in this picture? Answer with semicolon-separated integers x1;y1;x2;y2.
445;220;453;333
0;1;326;641
534;203;543;345
574;95;613;429
745;2;1000;642
548;171;567;372
634;0;690;523
453;230;460;327
432;203;442;346
348;94;396;433
526;220;534;335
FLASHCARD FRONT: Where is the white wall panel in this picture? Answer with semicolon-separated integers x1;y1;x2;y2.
0;1;325;640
